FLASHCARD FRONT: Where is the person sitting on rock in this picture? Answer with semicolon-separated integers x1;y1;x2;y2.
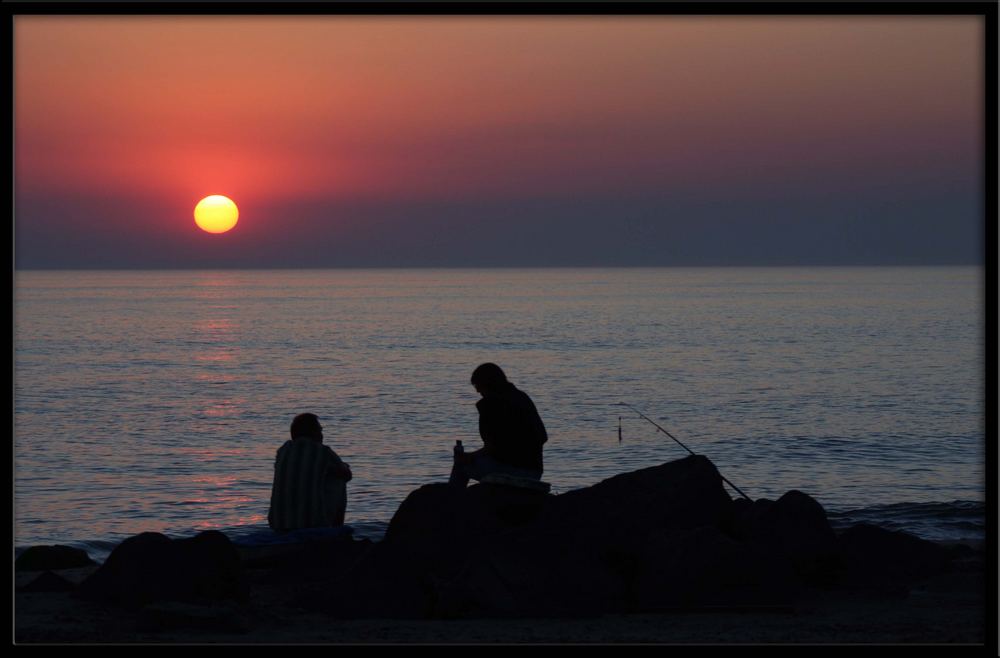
268;413;353;531
449;363;548;487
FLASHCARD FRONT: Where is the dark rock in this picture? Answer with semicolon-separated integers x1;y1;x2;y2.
945;542;979;559
729;490;840;585
541;455;734;545
387;482;548;545
387;455;733;565
286;457;948;620
512;455;737;614
379;455;735;618
633;525;795;610
837;523;953;585
429;556;520;619
17;570;77;593
77;530;246;607
430;535;628;619
16;545;95;572
385;481;552;582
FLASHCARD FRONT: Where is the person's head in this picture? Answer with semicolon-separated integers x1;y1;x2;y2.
290;413;323;441
470;362;507;396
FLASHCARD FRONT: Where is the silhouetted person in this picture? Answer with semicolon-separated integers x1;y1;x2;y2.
449;363;548;487
268;413;353;531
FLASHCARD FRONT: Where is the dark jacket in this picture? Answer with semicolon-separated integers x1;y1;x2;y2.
476;382;547;473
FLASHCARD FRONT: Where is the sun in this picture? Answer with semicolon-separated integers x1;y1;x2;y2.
194;195;239;234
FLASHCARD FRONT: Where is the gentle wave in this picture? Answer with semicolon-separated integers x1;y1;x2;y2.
826;500;985;543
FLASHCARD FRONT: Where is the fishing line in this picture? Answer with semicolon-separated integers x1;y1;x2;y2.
616;402;752;501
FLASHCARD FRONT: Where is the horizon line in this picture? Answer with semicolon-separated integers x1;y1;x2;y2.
13;263;985;271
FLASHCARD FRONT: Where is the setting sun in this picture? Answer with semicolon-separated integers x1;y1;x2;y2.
194;195;239;234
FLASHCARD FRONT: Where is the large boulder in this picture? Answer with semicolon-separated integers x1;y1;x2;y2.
293;457;943;619
16;570;78;593
837;523;953;586
533;455;735;558
77;530;246;607
429;530;630;619
632;525;795;609
385;481;551;577
377;455;737;617
386;455;734;562
16;545;95;572
306;483;556;619
387;482;548;544
728;490;840;585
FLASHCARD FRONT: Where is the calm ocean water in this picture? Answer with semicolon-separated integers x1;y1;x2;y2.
14;268;985;560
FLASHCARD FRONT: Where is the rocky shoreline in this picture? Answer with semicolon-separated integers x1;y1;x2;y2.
15;456;986;644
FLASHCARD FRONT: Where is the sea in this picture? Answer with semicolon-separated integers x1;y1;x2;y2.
13;267;986;562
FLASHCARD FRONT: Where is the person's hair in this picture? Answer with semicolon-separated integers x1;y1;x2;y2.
471;363;507;389
290;413;322;439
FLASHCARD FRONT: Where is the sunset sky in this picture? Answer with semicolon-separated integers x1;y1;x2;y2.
14;15;984;268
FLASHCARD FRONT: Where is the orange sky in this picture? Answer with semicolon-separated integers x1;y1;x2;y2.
13;15;984;267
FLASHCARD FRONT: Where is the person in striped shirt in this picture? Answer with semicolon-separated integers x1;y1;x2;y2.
268;413;353;531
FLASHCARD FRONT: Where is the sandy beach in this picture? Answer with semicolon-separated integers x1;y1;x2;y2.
14;541;985;645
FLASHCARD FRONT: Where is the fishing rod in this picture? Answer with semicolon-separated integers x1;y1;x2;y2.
617;401;752;501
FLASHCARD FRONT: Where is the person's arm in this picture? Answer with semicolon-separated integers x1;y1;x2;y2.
330;459;353;482
267;446;283;528
325;446;353;482
458;446;483;464
477;398;501;459
529;399;547;444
